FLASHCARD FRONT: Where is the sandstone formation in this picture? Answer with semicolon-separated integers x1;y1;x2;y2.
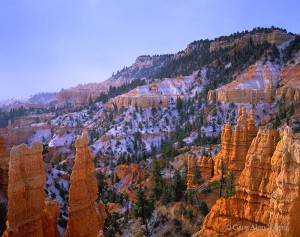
197;156;213;179
3;142;60;237
110;73;198;109
187;155;198;190
276;61;300;102
213;105;258;179
269;127;300;237
209;30;292;52
42;198;60;237
199;126;300;237
208;61;279;103
0;136;8;199
65;133;104;237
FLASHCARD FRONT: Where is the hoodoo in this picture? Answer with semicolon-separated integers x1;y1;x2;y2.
3;142;60;237
64;133;104;237
199;125;300;237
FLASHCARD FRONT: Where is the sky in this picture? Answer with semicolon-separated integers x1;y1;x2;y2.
0;0;299;100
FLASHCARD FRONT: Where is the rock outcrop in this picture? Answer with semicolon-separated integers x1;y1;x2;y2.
209;30;292;52
197;156;213;179
0;136;8;199
207;61;280;104
269;127;300;237
3;142;60;237
42;199;60;237
275;61;300;102
65;133;104;237
187;155;198;190
110;73;199;108
199;126;300;237
213;105;258;179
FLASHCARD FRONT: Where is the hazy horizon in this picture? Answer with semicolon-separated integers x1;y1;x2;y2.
1;0;300;100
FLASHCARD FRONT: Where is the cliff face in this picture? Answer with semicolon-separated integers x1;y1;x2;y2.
65;133;103;237
0;136;8;198
197;156;213;179
209;30;292;52
269;127;300;237
207;61;279;104
110;72;200;108
3;142;60;237
213;105;258;179
276;61;300;102
199;126;300;237
187;155;198;190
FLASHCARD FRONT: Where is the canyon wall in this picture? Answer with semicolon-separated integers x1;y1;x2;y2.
213;105;258;179
3;142;60;237
199;126;300;237
65;133;103;237
209;30;292;52
110;74;197;109
207;62;279;104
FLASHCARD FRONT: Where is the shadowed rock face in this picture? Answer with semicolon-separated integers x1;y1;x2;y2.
0;136;8;199
199;126;300;237
3;142;60;237
65;133;104;237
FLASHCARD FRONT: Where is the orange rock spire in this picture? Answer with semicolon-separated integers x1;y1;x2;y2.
64;133;104;237
200;126;300;237
3;142;60;237
213;104;258;179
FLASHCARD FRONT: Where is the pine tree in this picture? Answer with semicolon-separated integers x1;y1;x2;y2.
132;188;154;236
193;164;201;185
224;169;235;198
171;170;186;201
150;159;164;200
161;185;172;205
198;200;209;217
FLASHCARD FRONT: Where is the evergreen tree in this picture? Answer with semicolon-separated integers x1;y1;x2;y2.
161;185;172;205
193;164;201;185
224;169;236;198
150;159;164;200
132;188;154;236
171;170;186;201
198;200;209;217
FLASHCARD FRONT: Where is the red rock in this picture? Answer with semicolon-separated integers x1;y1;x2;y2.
3;142;60;237
65;133;104;237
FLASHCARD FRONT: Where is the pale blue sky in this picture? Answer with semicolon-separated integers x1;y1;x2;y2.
0;0;299;99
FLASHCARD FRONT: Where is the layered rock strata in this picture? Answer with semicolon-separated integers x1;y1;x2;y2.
197;156;213;179
209;30;292;52
187;155;198;190
3;142;60;237
213;105;258;179
65;133;103;237
207;62;280;103
268;127;300;237
199;126;300;237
